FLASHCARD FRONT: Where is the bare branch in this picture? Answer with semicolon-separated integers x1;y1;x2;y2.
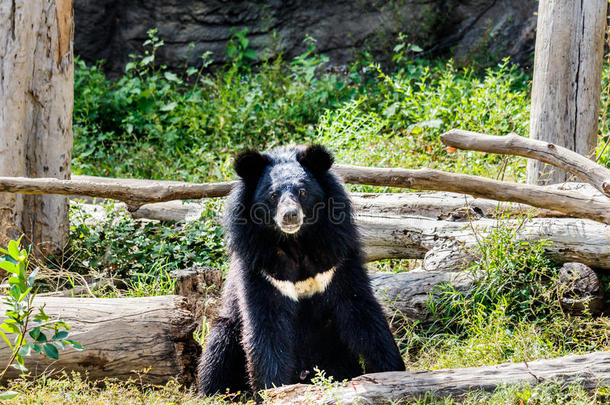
441;129;610;197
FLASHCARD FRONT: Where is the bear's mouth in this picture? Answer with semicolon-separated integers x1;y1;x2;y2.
278;222;302;234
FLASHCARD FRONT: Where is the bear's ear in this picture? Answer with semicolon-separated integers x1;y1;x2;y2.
296;144;334;176
234;151;269;183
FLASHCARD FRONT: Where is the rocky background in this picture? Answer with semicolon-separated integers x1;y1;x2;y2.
74;0;537;75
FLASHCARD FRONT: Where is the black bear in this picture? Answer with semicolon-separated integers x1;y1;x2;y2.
198;145;405;395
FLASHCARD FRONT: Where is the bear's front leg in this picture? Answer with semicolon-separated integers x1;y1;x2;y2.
330;260;405;373
238;271;298;392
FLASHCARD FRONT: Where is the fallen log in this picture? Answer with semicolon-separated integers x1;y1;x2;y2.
265;351;610;404
0;162;608;224
0;296;200;384
73;200;610;269
441;130;610;198
358;215;610;270
0;263;598;384
116;190;571;223
333;165;610;225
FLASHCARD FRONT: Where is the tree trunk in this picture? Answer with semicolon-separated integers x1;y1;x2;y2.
528;0;606;185
266;351;610;404
0;296;200;384
0;0;74;254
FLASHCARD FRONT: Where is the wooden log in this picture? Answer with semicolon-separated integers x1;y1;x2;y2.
0;164;609;224
79;190;570;225
441;130;610;198
74;200;610;270
265;351;610;404
334;165;610;225
0;296;200;384
527;0;607;185
0;176;234;212
558;262;605;315
357;215;610;270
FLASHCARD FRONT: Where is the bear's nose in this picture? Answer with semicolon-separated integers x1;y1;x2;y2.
282;209;299;224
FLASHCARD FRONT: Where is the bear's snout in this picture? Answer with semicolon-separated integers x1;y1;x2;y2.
275;195;303;234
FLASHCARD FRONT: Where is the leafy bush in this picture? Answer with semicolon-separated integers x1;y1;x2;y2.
68;200;226;283
317;58;532;183
73;29;354;182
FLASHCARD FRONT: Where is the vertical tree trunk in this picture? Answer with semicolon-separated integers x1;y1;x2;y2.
0;0;73;254
528;0;606;185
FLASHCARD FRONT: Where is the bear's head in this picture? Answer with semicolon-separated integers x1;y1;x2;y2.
234;145;334;235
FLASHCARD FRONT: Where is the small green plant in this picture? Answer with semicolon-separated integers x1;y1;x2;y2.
0;239;82;398
226;28;258;71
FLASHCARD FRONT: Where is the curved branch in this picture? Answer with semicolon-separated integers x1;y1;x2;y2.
440;129;610;198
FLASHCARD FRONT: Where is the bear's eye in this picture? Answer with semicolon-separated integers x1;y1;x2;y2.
269;192;279;201
298;189;307;199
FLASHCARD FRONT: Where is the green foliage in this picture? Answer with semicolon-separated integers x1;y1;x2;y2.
73;30;353;182
317;58;531;185
391;218;609;371
226;28;258;71
3;371;254;404
0;239;82;383
68;201;226;283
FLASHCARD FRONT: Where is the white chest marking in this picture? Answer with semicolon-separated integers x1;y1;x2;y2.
263;267;336;301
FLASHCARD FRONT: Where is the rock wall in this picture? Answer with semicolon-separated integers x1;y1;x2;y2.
74;0;537;74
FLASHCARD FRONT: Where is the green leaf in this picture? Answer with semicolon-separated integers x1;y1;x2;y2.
31;343;42;353
0;261;16;274
163;72;179;82
27;267;39;287
53;331;69;340
19;344;33;357
186;67;197;76
65;340;84;351
141;55;154;66
0;330;13;350
11;363;28;372
7;240;19;259
0;391;19;400
244;49;257;61
1;323;20;334
43;343;59;360
160;102;177;112
29;327;39;339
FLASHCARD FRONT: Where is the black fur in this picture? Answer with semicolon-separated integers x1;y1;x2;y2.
198;145;405;395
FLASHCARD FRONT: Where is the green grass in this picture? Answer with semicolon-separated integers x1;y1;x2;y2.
390;218;610;371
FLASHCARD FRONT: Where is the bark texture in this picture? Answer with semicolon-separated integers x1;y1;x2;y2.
266;351;610;404
357;214;610;270
0;0;74;253
0;295;200;384
527;0;607;184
